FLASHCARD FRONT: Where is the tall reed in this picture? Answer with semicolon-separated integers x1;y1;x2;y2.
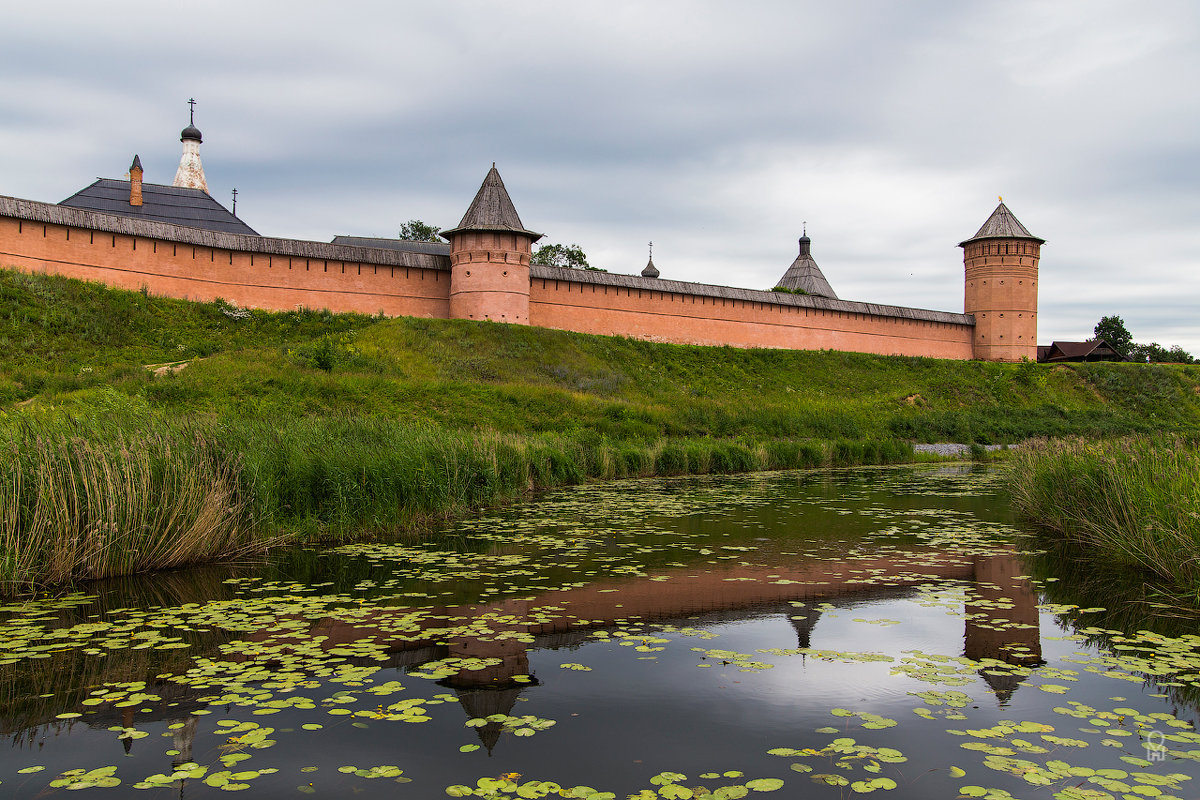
1007;436;1200;591
0;419;268;591
2;409;917;591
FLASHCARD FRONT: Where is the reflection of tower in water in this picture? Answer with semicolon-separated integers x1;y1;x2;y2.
441;598;538;754
963;549;1043;705
170;715;198;768
788;605;823;650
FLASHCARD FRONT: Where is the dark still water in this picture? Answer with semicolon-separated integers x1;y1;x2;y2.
3;466;1199;799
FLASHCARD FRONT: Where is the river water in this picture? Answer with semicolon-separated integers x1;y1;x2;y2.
2;465;1198;799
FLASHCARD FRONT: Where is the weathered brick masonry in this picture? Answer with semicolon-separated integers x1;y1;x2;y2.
528;268;975;359
0;200;451;319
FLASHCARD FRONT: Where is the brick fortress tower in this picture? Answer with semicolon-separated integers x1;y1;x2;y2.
960;200;1044;361
441;165;542;324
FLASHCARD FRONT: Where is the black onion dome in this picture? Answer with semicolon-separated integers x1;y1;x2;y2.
181;124;203;143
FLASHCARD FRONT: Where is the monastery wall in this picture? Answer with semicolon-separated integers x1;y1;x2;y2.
529;267;976;359
0;195;980;361
0;206;451;319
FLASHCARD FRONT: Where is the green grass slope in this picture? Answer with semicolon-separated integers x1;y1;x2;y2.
4;267;1199;443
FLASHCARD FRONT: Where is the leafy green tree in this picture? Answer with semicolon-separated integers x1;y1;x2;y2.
1093;315;1133;358
399;220;442;242
1166;345;1195;363
1129;342;1196;364
531;243;589;269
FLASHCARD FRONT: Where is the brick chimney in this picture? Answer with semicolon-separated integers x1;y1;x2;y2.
129;155;144;207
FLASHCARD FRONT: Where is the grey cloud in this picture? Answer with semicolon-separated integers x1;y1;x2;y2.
2;0;1197;353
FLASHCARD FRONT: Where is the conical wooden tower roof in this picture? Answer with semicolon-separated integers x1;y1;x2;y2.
441;165;542;241
774;234;837;298
959;201;1044;246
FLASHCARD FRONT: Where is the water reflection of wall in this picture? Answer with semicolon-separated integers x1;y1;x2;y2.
0;547;1045;755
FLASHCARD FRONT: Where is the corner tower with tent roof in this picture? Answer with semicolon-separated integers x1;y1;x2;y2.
960;200;1044;362
441;165;542;325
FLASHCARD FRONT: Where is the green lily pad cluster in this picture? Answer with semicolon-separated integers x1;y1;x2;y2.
769;736;905;792
445;770;785;798
690;648;775;671
465;713;557;737
48;765;121;789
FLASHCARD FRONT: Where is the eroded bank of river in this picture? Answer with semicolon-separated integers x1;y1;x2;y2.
2;465;1198;799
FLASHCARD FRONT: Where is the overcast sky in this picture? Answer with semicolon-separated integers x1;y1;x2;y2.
3;1;1197;353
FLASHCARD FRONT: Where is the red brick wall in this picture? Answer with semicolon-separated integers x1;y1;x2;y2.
529;276;975;359
0;216;450;318
0;214;977;360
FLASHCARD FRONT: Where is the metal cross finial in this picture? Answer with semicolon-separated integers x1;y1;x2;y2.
232;188;238;217
188;98;197;125
803;221;807;237
648;241;653;259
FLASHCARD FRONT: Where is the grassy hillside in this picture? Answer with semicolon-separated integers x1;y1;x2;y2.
4;268;1200;444
4;267;1200;591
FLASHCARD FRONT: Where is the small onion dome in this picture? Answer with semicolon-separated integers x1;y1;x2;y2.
181;124;203;143
798;233;811;256
641;258;659;279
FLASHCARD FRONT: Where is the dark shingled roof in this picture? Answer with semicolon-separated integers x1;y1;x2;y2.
960;201;1044;246
60;179;258;236
440;165;542;241
1039;340;1127;363
330;235;450;256
774;235;837;298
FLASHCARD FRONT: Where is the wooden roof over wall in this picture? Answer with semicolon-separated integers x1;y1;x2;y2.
531;265;973;326
0;195;448;271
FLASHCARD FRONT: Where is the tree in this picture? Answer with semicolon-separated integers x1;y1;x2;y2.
399;220;442;242
1129;342;1196;364
1093;315;1133;358
530;242;589;269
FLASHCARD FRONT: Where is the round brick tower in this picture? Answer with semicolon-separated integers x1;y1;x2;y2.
960;201;1044;361
441;165;542;325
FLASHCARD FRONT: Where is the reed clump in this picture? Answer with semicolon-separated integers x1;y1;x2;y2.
0;418;267;592
1008;436;1200;591
220;416;917;537
1;410;918;591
